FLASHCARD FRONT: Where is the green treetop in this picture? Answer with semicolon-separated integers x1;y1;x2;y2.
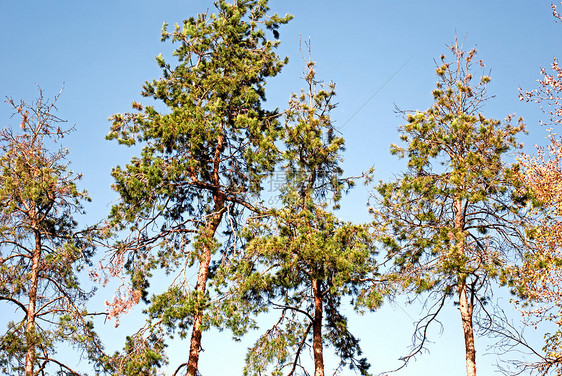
104;1;291;375
224;59;377;376
372;40;528;376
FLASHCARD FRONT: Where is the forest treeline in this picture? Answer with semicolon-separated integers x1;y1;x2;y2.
2;1;562;375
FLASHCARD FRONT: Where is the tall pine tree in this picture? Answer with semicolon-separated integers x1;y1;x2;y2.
372;40;528;376
223;58;376;376
104;1;291;375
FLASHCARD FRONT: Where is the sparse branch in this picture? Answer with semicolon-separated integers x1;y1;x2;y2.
0;296;28;315
287;321;313;376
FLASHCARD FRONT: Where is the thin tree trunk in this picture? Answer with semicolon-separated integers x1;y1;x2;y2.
458;281;476;376
185;207;223;376
25;231;41;376
185;131;226;376
453;197;476;376
185;247;211;376
311;279;324;376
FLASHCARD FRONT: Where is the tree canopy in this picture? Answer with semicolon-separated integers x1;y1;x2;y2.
515;4;562;373
4;2;562;376
372;40;528;376
0;90;104;376
103;1;291;375
222;58;377;376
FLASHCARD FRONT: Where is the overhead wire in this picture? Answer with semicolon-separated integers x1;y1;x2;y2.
338;55;414;130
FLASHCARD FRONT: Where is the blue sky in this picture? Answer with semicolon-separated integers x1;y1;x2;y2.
1;1;561;375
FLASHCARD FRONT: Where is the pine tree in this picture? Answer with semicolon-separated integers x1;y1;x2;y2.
224;58;376;376
0;89;104;375
372;40;528;376
103;1;291;375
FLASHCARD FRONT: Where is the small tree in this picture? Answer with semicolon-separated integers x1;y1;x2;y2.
225;59;376;376
0;89;104;376
103;1;291;375
372;40;527;376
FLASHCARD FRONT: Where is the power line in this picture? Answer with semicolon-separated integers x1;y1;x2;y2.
339;55;414;129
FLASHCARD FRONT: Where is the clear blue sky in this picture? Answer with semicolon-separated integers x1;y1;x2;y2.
1;1;561;375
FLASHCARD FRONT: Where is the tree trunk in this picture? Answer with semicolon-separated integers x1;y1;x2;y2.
311;279;324;376
185;248;210;376
25;231;41;376
453;197;476;376
185;208;223;376
458;281;476;376
185;131;227;376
